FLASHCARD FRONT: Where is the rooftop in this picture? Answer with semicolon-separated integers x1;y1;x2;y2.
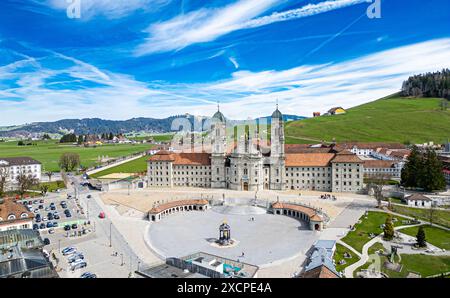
0;157;41;166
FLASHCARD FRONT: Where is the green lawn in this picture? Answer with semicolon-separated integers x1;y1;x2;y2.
30;181;66;192
333;243;360;273
399;225;450;250
391;205;450;228
0;140;152;172
284;97;450;144
91;155;149;178
354;242;450;278
341;211;411;253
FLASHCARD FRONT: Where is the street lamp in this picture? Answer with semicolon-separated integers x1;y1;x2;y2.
109;222;112;247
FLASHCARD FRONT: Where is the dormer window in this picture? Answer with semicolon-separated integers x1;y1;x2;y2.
7;214;16;220
21;213;29;218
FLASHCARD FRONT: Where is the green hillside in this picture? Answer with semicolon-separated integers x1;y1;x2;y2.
285;97;450;144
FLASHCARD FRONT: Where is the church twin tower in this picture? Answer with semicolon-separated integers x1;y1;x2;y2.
210;105;286;191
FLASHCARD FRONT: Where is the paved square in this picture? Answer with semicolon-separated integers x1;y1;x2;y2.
146;206;320;267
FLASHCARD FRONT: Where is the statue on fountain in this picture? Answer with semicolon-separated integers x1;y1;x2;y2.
218;221;233;246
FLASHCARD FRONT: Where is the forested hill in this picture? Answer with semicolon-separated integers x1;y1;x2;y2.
401;68;450;99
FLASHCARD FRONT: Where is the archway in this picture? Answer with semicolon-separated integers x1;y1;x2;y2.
243;182;249;191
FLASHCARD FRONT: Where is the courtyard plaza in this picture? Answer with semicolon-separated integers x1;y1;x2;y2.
97;187;376;277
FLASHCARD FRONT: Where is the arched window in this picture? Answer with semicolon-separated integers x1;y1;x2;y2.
21;213;29;218
7;214;16;220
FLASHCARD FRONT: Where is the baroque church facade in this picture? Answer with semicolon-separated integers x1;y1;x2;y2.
147;106;364;193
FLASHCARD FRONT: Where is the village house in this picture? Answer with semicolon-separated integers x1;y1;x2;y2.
404;194;433;208
327;107;346;115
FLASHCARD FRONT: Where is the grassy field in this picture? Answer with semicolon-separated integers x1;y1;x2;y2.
0;140;152;172
390;205;450;228
285;97;450;144
341;211;411;253
399;225;450;250
129;133;174;143
333;243;360;273
91;155;149;178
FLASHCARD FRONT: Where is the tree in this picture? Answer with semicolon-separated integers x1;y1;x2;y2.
16;169;39;197
59;133;77;143
58;153;80;172
401;145;421;188
40;184;49;197
108;132;114;140
77;135;84;145
419;149;446;192
45;172;53;182
416;226;427;248
383;215;395;241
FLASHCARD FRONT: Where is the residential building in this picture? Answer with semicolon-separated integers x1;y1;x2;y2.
0;198;34;231
300;240;339;278
0;157;42;191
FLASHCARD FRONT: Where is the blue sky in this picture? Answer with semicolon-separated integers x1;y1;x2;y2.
0;0;450;125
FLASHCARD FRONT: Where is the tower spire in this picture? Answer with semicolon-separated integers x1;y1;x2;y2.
217;100;220;112
276;98;279;110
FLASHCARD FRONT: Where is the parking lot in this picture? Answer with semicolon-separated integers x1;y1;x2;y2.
19;191;89;243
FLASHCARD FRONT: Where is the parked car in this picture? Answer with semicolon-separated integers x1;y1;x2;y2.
48;228;55;234
43;238;50;245
71;223;78;229
54;214;60;220
80;272;96;278
86;195;92;199
39;223;46;229
68;253;84;263
45;207;50;211
38;204;44;209
65;212;72;218
98;212;105;219
42;217;47;222
71;260;87;271
52;222;58;227
46;222;53;228
39;199;44;203
50;206;56;211
64;225;71;231
62;247;77;256
34;209;39;214
33;224;39;230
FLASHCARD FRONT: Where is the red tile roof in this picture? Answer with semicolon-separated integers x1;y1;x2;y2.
331;150;362;163
271;202;322;222
285;153;335;167
0;198;34;224
149;199;209;214
363;160;396;168
148;151;211;165
301;265;340;278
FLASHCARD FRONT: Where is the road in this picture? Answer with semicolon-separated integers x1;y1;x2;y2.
68;175;146;274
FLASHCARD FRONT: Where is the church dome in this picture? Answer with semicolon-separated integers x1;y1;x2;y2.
212;110;226;122
271;108;283;119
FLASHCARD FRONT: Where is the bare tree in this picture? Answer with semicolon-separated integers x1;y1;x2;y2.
58;153;80;172
366;173;392;208
16;168;39;197
0;167;9;197
46;172;53;182
428;204;436;226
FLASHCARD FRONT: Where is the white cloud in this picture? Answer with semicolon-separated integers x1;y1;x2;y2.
135;0;370;55
1;39;450;126
135;0;279;55
40;0;171;19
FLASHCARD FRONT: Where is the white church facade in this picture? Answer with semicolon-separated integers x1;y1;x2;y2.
147;106;364;193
